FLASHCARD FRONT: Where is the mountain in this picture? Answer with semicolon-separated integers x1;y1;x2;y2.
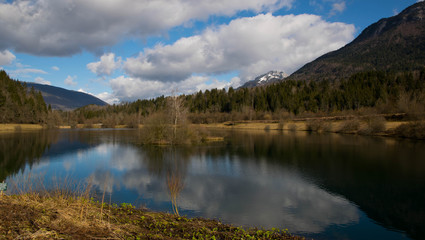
240;71;288;88
288;1;425;81
26;82;108;110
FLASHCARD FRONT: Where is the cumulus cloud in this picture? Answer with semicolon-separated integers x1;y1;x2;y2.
64;75;77;86
78;88;114;104
51;66;60;71
0;0;293;56
34;77;51;85
87;53;121;76
0;50;15;65
109;75;241;102
95;92;120;105
123;13;355;83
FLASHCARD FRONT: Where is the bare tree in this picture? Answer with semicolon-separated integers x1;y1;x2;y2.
168;89;187;143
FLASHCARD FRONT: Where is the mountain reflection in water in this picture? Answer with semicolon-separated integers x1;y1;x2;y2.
1;129;424;240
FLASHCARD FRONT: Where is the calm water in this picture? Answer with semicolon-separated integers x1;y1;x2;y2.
1;129;424;239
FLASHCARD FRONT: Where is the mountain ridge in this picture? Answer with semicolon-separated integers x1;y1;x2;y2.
288;1;425;81
26;82;108;111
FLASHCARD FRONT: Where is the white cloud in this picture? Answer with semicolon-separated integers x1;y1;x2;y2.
8;67;47;78
78;88;114;104
0;50;15;65
95;92;119;105
109;75;241;102
0;0;293;56
87;53;121;76
14;68;47;74
51;66;59;71
331;1;346;15
123;13;355;83
64;75;77;86
34;77;51;85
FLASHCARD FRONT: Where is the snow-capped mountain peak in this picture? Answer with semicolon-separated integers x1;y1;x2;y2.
240;71;288;88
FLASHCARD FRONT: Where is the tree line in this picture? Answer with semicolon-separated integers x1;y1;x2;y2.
72;68;425;125
2;68;425;126
0;70;48;124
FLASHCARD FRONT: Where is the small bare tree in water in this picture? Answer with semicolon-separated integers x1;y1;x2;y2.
140;89;200;145
168;90;187;144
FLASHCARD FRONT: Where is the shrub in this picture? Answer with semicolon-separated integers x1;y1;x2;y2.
306;119;331;132
140;112;172;144
288;123;297;132
277;120;285;131
338;118;360;133
360;116;386;135
393;121;425;139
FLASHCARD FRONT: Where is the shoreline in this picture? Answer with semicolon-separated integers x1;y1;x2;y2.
1;119;424;140
0;193;305;239
0;124;43;132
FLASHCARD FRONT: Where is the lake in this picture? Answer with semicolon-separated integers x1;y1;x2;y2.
1;129;424;239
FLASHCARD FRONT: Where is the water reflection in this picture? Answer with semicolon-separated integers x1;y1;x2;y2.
1;129;424;239
0;131;59;181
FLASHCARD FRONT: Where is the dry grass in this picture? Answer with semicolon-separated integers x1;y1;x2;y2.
305;120;332;133
393;121;425;139
0;173;305;240
0;193;305;239
195;119;425;140
0;124;43;132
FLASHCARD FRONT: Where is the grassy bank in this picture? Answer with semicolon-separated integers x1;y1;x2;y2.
0;193;305;239
4;117;424;140
197;118;425;140
0;124;43;132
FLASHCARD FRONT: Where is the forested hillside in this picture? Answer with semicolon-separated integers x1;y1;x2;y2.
289;1;425;81
0;70;47;124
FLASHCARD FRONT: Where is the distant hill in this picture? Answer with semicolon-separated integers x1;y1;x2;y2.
288;1;425;81
240;71;288;88
26;83;108;111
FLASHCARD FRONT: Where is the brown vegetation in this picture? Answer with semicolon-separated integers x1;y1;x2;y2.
0;193;305;240
337;118;361;134
305;119;332;133
0;174;304;240
393;121;425;139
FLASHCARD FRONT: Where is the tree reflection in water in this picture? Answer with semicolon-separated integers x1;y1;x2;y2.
141;145;190;216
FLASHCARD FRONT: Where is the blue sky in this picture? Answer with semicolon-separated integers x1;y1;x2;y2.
0;0;421;104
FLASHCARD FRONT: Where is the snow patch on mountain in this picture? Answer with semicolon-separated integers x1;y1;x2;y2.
240;71;288;88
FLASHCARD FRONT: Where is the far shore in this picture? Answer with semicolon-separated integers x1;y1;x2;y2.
1;119;423;140
0;124;43;132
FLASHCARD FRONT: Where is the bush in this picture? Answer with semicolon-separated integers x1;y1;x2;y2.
359;116;386;135
288;123;297;132
338;118;360;133
393;121;425;139
141;112;201;145
277;120;285;131
306;119;331;132
140;112;172;144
